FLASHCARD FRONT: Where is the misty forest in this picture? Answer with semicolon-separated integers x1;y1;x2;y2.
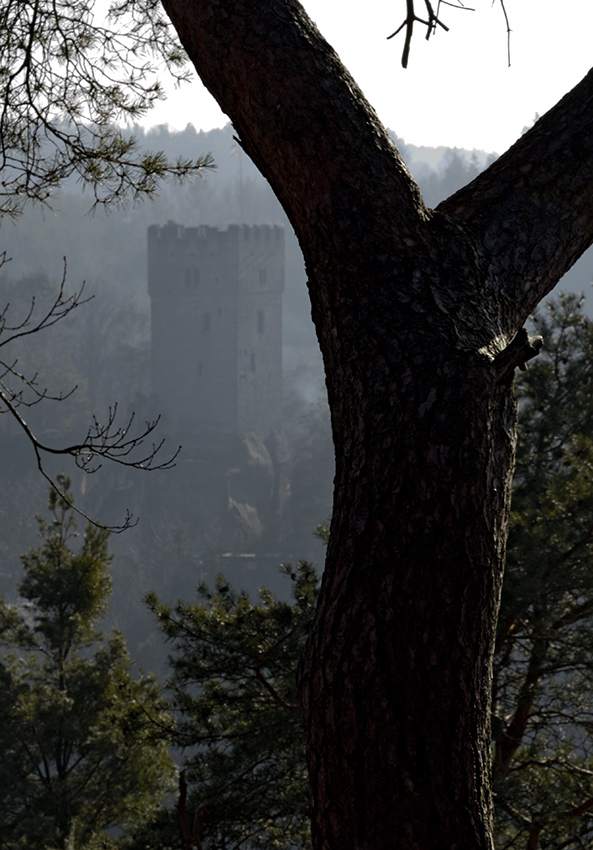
4;2;593;849
0;125;510;645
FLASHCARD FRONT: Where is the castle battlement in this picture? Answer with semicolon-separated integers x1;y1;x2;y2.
148;222;284;297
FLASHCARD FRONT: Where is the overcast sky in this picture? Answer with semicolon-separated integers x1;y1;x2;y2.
144;1;593;156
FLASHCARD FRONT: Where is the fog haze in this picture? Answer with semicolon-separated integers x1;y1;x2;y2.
2;122;593;669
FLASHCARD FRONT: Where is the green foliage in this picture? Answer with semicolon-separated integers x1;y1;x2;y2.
0;0;213;216
131;295;593;850
138;562;319;850
493;294;593;849
286;393;334;555
0;477;175;850
18;478;112;653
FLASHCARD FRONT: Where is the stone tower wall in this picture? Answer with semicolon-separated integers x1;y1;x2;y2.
148;222;284;435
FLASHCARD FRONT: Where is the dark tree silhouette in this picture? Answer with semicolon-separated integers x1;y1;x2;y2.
2;0;590;845
156;2;593;848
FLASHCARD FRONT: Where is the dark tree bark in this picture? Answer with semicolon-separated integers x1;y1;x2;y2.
159;1;593;847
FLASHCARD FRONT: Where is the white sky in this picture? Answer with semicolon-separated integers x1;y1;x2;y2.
145;1;593;156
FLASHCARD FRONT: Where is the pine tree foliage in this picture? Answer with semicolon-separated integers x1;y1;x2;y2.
0;475;175;850
0;0;213;216
493;294;593;849
136;297;593;850
141;562;318;850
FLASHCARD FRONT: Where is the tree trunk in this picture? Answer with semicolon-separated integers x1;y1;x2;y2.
160;1;593;846
493;620;548;782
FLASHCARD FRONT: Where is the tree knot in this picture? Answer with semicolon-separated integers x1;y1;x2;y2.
494;328;543;384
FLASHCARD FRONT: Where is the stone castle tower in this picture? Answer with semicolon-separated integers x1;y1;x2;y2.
148;221;284;436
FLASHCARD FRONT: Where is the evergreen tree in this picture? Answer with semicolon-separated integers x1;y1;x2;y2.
493;294;593;849
137;298;593;850
0;476;175;850
138;562;318;850
7;0;593;840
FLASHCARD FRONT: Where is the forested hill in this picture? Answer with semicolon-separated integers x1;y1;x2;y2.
0;122;499;314
3;122;593;345
0;123;508;651
1;121;593;669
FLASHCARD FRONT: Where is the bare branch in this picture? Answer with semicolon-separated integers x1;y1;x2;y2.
0;255;180;531
0;260;92;348
387;0;451;68
497;0;512;67
0;385;180;531
494;328;543;384
387;1;514;69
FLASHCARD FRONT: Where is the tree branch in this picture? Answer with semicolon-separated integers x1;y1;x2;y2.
161;0;427;266
494;328;543;384
494;627;548;781
1;391;179;530
0;253;180;531
0;0;215;215
387;0;451;68
254;662;299;714
439;68;593;325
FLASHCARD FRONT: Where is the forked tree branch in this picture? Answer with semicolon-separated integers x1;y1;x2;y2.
0;252;179;531
388;1;511;69
387;0;450;69
387;0;475;68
